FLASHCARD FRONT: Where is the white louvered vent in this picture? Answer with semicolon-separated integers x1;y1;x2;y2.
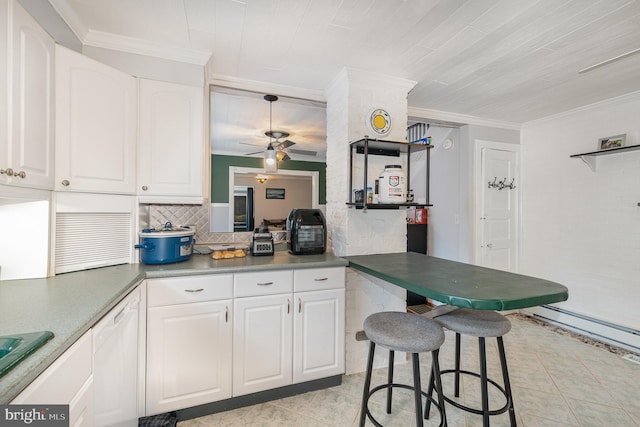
56;212;133;274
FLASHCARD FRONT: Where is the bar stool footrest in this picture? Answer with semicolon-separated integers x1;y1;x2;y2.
363;383;446;427
439;369;511;416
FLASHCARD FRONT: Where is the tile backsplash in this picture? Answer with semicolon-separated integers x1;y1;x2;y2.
139;203;286;245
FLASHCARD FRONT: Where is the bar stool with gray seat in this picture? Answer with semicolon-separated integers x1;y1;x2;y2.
426;308;516;427
359;311;447;427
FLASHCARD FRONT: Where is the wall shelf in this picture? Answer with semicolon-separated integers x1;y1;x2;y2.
347;137;432;211
570;144;640;171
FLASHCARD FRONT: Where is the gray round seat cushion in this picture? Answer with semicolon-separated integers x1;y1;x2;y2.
364;311;445;353
434;308;511;337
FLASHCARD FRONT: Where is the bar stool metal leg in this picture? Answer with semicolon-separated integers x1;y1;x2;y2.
454;333;461;397
387;350;395;414
498;337;517;426
412;353;424;427
359;341;376;427
479;337;490;426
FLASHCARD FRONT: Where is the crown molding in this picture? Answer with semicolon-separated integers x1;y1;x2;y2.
83;30;211;65
522;89;640;129
407;106;522;131
207;74;326;103
47;0;89;40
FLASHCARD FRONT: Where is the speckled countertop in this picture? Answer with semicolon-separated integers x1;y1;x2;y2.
0;252;347;403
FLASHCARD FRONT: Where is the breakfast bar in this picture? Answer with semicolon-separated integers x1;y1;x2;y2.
346;252;569;310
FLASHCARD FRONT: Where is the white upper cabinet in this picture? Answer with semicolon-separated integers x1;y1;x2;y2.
55;44;137;194
138;79;204;203
1;0;55;189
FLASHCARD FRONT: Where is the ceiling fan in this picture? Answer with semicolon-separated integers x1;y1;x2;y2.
243;95;318;161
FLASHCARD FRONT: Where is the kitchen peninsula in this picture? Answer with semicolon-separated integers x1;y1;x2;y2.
347;252;569;310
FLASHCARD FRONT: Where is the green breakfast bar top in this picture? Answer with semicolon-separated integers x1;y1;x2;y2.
346;253;569;311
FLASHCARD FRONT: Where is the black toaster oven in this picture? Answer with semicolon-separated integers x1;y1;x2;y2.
286;209;326;255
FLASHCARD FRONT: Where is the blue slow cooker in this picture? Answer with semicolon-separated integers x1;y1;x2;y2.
135;222;195;264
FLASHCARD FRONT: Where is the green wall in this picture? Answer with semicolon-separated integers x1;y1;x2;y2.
211;155;326;204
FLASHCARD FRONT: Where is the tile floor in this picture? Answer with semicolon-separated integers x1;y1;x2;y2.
178;314;640;427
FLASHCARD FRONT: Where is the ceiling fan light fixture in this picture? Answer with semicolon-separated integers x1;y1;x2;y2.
256;174;269;184
264;145;278;172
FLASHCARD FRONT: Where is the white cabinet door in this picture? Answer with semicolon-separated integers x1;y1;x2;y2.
233;293;293;396
55;45;136;194
138;79;203;203
146;299;232;415
293;288;345;383
12;330;93;424
1;0;54;189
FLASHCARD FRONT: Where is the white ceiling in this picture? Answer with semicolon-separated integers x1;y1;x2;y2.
46;0;640;157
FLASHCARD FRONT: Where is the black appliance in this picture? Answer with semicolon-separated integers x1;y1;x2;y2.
287;209;326;255
233;186;254;232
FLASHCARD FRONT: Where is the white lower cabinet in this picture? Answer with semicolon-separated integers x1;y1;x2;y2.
12;330;93;427
233;268;345;396
145;267;345;412
146;275;233;416
293;288;345;383
233;293;293;396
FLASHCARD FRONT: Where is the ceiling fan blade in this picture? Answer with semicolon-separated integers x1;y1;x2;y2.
244;150;264;156
288;148;317;156
281;153;291;161
279;139;296;149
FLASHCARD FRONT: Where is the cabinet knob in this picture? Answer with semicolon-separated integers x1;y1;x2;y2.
61;179;70;186
14;170;26;178
1;168;14;176
142;185;148;191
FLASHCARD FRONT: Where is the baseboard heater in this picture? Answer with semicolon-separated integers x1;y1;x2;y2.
523;305;640;354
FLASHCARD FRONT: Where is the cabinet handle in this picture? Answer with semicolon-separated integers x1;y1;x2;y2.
184;288;204;292
142;185;148;191
1;168;14;176
298;298;302;313
257;282;273;286
287;299;290;314
225;306;229;323
13;170;26;178
314;277;328;281
61;179;70;186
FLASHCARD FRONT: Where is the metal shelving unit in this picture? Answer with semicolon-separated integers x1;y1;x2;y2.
346;137;433;210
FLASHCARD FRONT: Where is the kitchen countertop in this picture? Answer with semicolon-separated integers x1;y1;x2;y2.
347;252;569;310
0;252;347;403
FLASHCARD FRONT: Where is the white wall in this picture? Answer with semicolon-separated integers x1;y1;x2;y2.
520;92;640;333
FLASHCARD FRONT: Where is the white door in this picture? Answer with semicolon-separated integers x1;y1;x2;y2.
477;146;519;272
293;288;345;383
146;299;233;415
55;45;136;194
233;294;293;396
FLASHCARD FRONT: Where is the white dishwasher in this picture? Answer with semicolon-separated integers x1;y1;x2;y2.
93;286;141;427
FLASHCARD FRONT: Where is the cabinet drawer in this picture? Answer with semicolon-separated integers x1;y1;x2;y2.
234;270;293;297
148;274;233;307
294;267;345;292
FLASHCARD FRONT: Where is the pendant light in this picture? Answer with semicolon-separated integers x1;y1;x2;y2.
264;95;278;172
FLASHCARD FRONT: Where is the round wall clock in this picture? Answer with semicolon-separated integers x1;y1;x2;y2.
369;109;391;136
